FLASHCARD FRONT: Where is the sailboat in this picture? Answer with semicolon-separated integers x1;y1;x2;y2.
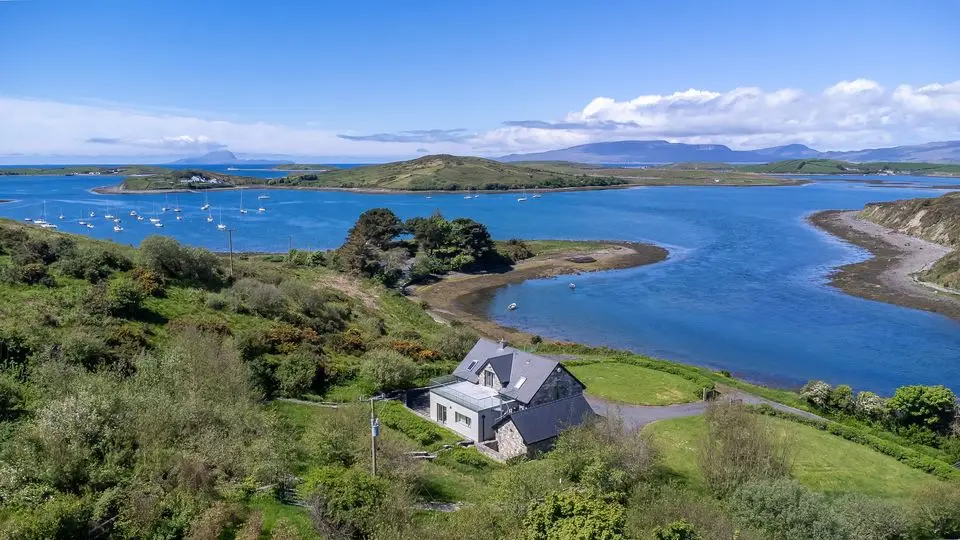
463;187;474;200
176;214;183;221
161;194;170;212
239;188;248;214
78;211;87;226
113;224;123;232
104;212;115;220
58;208;65;220
149;204;161;224
34;201;48;225
206;209;214;223
129;209;137;216
86;222;95;229
173;196;182;213
257;192;269;200
201;195;210;211
89;210;96;218
516;190;528;202
217;209;227;230
257;204;266;213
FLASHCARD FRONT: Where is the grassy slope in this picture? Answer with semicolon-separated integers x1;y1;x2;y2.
740;159;960;176
645;415;944;500
519;161;786;185
858;191;960;289
568;362;700;405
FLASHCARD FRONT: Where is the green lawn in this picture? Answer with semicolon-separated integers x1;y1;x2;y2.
644;415;944;500
568;362;701;405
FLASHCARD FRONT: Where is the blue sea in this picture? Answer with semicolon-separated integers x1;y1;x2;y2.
0;171;958;394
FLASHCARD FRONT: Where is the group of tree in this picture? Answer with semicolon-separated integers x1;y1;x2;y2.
336;208;505;286
800;380;959;452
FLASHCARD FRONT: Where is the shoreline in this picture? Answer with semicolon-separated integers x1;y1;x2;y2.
809;210;960;320
408;241;668;343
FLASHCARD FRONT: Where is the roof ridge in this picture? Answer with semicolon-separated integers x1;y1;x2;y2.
511;392;585;414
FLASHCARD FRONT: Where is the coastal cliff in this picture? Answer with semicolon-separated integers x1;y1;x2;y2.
859;192;960;289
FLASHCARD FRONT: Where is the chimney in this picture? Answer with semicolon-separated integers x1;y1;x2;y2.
498;338;505;351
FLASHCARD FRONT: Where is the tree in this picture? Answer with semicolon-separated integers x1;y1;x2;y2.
406;212;451;253
800;380;833;409
831;384;854;413
137;236;223;288
275;348;322;397
888;385;957;433
522;489;626;540
351;208;402;250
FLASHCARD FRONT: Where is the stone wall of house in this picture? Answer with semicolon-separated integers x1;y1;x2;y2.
527;366;583;406
494;420;528;460
481;365;503;390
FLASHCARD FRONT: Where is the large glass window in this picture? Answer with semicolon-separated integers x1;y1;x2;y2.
484;370;495;387
455;412;471;426
436;403;447;423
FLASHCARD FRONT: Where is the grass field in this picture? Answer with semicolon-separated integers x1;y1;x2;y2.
568;362;701;405
644;415;944;500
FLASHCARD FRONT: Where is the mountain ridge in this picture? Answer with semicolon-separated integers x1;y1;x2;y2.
170;150;294;165
500;140;960;164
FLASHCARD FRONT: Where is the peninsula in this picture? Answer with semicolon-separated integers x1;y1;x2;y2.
811;191;960;319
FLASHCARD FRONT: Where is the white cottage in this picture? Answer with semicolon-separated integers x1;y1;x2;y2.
428;338;594;459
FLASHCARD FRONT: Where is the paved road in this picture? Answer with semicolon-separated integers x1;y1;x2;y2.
586;388;825;430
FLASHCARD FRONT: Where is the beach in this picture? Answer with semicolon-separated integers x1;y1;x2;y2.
810;210;960;320
409;241;668;342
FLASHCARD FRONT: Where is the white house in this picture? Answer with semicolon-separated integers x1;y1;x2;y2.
428;338;594;459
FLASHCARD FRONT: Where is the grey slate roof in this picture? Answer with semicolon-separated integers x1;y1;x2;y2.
451;338;583;404
497;393;595;444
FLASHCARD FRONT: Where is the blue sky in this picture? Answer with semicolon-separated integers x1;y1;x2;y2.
0;0;958;162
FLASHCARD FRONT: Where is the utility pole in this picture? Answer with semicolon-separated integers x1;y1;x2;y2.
369;397;380;476
226;228;235;278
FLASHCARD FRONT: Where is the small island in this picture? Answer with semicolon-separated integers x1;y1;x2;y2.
95;154;795;194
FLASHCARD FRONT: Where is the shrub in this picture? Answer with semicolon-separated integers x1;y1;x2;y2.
652;519;702;540
853;391;888;422
205;293;228;311
358;349;419;392
551;414;656;498
800;380;833;409
60;331;113;371
912;483;960;538
497;238;534;263
228;278;285;318
834;493;913;540
275;348;323;397
832;384;854;412
131;266;165;297
301;466;390;538
888;385;957;433
376;401;455;449
698;402;791;496
137;236;224;288
58;246;132;283
107;277;146;317
433;327;477;362
730;479;849;539
18;262;55;286
522;489;626;540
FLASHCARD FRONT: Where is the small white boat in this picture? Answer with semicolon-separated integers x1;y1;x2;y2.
113;218;121;224
257;206;266;213
568;283;576;290
425;196;432;199
33;218;46;225
86;223;94;229
516;197;528;202
137;215;144;222
78;220;87;226
113;225;123;232
129;210;137;216
239;188;248;214
507;302;518;311
176;215;183;221
217;209;226;230
154;222;164;228
58;210;65;220
41;223;57;229
201;203;210;211
463;195;473;200
532;194;542;199
23;218;32;223
104;213;115;220
173;196;182;212
149;217;160;224
257;193;269;200
161;195;170;212
206;213;214;223
89;211;96;218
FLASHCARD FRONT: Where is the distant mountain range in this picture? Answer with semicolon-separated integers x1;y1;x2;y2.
500;140;960;164
170;150;294;166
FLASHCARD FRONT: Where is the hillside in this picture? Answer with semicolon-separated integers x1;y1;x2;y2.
274;154;629;191
859;192;960;289
1;218;959;537
740;159;960;176
116;168;263;191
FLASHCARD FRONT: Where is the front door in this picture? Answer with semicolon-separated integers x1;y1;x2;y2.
436;403;447;424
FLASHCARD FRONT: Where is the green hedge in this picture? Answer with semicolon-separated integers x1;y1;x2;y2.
751;404;960;480
376;401;461;451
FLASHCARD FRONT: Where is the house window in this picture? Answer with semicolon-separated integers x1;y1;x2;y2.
467;360;477;370
455;412;471;426
484;370;495;388
436;404;447;423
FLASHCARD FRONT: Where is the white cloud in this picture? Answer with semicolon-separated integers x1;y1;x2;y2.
487;79;960;152
1;78;959;162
